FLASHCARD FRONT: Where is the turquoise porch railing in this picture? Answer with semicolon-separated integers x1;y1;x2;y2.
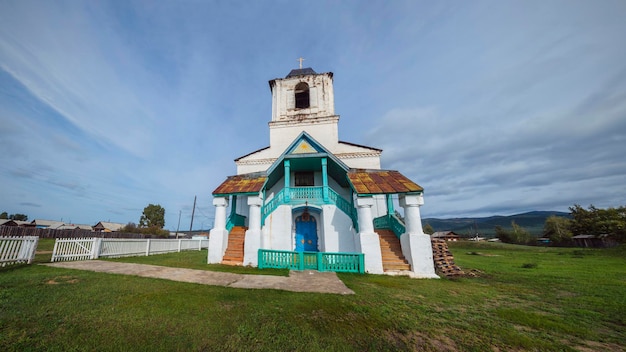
261;187;358;230
226;213;246;232
373;214;406;239
258;249;365;274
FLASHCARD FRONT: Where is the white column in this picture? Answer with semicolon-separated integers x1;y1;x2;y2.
402;194;425;235
244;195;263;266
208;197;229;264
399;193;438;278
355;197;383;274
357;199;375;234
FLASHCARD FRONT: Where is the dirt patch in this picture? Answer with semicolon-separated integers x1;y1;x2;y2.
45;276;79;285
382;330;460;352
466;252;500;257
575;340;624;352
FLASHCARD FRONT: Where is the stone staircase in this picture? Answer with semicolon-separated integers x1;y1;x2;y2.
377;229;411;271
221;226;246;266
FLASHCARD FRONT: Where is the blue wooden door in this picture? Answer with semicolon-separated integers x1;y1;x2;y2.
295;215;317;252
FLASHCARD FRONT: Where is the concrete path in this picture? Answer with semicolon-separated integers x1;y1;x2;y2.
43;260;355;295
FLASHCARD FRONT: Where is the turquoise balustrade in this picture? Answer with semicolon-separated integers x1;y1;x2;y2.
258;249;365;274
290;186;323;201
389;214;406;238
261;187;358;229
373;214;406;239
226;213;247;232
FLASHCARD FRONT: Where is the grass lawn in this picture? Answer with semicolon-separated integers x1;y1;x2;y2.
1;241;624;351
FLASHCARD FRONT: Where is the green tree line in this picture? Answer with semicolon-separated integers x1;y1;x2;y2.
497;204;625;245
0;212;28;221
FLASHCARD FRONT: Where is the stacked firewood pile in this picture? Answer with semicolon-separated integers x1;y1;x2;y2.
431;238;464;277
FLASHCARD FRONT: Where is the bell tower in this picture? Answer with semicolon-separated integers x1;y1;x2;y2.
268;64;339;151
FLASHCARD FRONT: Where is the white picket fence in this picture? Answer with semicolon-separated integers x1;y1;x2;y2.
0;236;39;267
51;238;209;262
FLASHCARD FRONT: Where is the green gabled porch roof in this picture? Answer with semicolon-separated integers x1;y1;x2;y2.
264;132;351;190
347;169;423;195
212;172;267;196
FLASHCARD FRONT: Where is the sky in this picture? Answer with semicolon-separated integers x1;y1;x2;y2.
1;0;625;230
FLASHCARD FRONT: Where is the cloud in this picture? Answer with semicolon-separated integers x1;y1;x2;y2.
1;0;625;225
19;202;41;208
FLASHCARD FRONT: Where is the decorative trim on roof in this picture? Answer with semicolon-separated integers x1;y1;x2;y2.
334;152;382;159
235;158;277;166
266;131;350;175
347;169;423;195
212;173;267;195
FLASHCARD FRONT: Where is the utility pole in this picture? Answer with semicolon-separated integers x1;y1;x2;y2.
189;195;197;233
175;210;181;239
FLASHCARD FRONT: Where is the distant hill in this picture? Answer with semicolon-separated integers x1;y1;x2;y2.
423;211;571;237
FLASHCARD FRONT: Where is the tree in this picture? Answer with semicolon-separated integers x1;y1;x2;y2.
543;216;572;245
139;204;165;229
570;204;626;242
9;213;28;221
496;221;532;245
423;223;435;235
0;212;7;219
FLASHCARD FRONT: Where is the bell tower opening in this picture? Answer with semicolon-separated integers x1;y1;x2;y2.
295;82;310;109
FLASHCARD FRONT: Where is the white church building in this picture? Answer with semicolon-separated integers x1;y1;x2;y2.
208;66;437;278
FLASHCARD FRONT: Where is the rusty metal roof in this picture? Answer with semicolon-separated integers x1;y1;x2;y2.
347;169;423;195
212;173;267;195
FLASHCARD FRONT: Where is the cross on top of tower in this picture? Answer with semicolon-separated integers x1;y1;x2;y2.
297;57;305;69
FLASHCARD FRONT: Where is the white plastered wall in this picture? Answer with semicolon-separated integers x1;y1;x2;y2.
320;204;356;253
262;205;293;251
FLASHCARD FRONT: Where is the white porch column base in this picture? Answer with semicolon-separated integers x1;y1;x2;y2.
244;196;262;266
356;232;384;274
208;228;229;264
400;233;439;278
208;197;229;264
399;193;438;278
355;197;383;274
244;229;261;266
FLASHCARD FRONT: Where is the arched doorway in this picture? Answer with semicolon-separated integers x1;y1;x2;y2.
295;211;317;252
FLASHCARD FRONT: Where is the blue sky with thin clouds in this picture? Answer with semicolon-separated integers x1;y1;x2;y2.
1;1;625;230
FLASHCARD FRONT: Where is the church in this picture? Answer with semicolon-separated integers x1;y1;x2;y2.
208;64;438;278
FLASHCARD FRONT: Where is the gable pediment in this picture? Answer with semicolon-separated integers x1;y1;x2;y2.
286;134;325;155
289;139;319;154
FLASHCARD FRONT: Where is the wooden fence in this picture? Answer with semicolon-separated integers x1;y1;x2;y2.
52;238;209;262
0;236;39;267
0;226;173;239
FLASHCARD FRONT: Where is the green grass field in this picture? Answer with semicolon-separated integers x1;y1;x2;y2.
1;240;624;351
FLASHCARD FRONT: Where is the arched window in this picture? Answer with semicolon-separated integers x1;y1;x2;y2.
295;82;310;109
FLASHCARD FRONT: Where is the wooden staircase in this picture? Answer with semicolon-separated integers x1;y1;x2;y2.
221;226;246;266
377;229;411;271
